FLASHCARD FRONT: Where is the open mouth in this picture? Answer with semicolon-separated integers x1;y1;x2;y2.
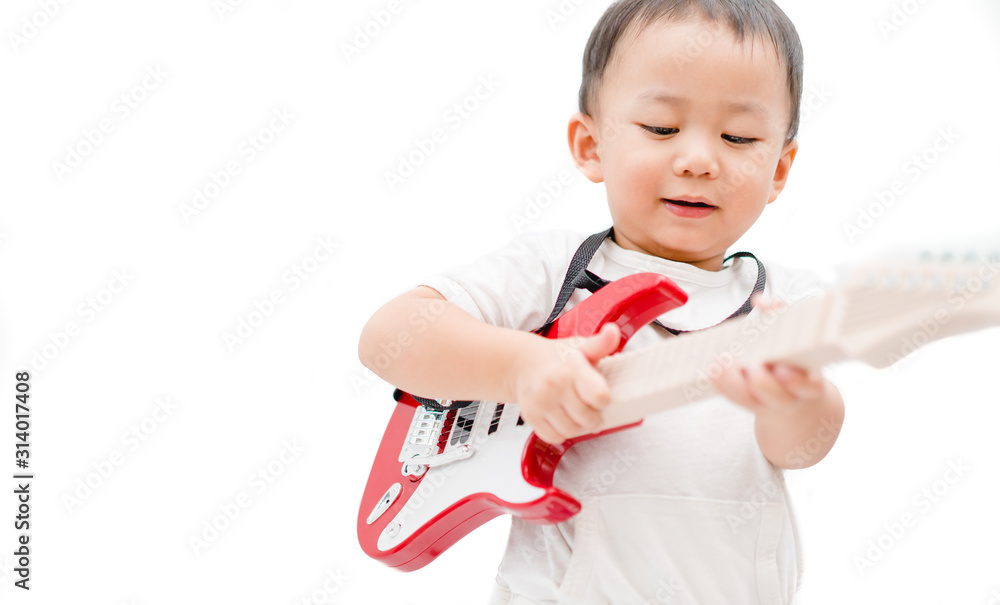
663;199;715;208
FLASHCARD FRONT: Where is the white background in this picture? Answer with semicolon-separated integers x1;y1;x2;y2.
1;0;998;603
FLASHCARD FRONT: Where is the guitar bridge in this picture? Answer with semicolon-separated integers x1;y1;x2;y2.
398;402;484;475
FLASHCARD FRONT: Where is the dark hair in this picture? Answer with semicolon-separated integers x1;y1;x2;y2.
579;0;804;142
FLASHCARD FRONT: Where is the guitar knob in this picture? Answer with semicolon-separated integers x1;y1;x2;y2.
366;482;402;525
402;460;427;478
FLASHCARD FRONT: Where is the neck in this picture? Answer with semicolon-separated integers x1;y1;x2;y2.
610;231;727;271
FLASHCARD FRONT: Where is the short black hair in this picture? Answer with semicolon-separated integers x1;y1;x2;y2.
579;0;804;142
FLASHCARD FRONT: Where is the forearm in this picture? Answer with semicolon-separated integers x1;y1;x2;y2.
754;379;845;470
358;290;538;403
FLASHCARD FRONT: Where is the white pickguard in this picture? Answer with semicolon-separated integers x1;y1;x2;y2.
377;401;546;551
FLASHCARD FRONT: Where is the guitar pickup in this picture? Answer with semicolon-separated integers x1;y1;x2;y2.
399;407;446;462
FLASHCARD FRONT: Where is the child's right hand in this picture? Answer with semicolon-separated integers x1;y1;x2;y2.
508;323;622;445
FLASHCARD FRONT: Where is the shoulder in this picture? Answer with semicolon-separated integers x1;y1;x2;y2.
760;259;832;305
414;228;595;331
508;228;590;261
436;228;589;277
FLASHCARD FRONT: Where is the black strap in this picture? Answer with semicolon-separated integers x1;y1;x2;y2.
534;228;766;336
536;227;615;333
396;388;468;411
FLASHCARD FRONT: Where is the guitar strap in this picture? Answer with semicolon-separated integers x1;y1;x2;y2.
534;226;767;336
402;227;766;411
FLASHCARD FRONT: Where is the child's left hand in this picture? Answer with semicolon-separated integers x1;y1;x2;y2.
710;294;827;416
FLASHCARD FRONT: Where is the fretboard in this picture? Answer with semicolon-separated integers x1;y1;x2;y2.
594;294;839;430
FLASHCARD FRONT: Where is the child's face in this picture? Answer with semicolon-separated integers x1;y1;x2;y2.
569;16;798;271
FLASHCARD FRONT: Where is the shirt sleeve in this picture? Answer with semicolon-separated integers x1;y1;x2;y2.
414;230;579;332
763;263;843;387
763;262;831;306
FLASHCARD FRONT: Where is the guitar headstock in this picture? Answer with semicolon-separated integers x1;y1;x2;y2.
830;249;1000;369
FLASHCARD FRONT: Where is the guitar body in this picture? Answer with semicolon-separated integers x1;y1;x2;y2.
357;272;688;571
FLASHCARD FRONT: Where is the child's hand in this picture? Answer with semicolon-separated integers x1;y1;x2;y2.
509;323;621;445
710;293;826;416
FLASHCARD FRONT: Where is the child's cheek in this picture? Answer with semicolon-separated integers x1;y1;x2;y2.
620;147;663;192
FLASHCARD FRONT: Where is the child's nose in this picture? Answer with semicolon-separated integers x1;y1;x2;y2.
671;137;719;178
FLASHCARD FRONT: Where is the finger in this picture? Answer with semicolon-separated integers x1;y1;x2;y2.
751;292;788;313
543;407;587;443
712;364;766;413
745;363;798;410
531;417;566;445
772;363;825;399
578;323;621;364
561;390;604;431
572;365;612;410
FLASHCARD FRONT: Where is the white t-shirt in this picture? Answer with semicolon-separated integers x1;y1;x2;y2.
417;229;828;605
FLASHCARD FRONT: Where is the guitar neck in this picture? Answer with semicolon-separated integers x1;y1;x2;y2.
594;257;1000;431
595;294;840;430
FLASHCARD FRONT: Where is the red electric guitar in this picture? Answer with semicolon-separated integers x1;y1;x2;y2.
358;260;1000;571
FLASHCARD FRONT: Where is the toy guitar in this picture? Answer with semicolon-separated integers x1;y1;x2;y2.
358;257;1000;571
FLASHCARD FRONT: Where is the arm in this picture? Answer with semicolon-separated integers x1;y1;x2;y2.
711;361;845;470
710;295;845;470
358;286;537;404
753;375;844;469
357;286;621;444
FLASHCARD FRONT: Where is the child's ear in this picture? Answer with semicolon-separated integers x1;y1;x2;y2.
568;112;603;183
767;138;799;204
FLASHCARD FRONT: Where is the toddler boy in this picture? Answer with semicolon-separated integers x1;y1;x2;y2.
359;1;845;602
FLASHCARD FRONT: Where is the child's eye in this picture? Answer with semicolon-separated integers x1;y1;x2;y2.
722;134;758;145
640;125;678;136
